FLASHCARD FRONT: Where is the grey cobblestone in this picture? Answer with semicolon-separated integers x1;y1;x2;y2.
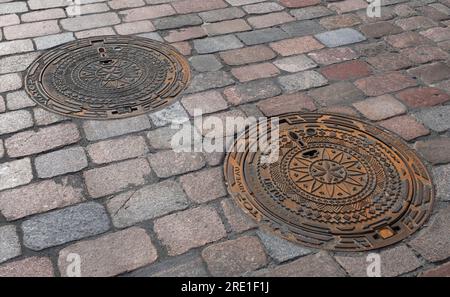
0;225;21;264
0;158;33;191
194;35;244;54
83;116;151;141
35;146;88;178
22;202;110;251
0;110;33;135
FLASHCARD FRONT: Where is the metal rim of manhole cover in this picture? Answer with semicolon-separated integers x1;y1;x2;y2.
224;112;434;252
24;36;191;120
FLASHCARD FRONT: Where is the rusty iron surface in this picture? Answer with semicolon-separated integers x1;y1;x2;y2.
25;36;191;120
224;113;435;252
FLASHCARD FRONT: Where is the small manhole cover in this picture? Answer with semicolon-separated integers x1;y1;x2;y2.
224;113;434;251
25;36;191;120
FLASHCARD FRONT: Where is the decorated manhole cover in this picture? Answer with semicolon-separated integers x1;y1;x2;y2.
25;36;191;120
224;113;434;252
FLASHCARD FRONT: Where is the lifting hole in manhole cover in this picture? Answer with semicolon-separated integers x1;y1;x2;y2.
24;36;191;120
224;113;434;252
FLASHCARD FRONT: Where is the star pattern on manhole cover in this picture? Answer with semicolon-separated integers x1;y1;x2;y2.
24;36;191;120
224;113;435;252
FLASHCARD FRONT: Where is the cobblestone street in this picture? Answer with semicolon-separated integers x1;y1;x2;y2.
0;0;449;277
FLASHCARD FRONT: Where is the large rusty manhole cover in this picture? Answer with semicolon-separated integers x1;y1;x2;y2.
25;36;190;120
224;113;434;251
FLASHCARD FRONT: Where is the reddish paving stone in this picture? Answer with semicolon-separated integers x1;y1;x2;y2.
328;0;367;14
172;0;228;14
415;137;450;165
224;79;281;105
87;136;149;165
231;63;280;82
319;14;361;29
182;90;228;116
395;16;437;31
219;45;276;66
247;12;295;29
148;151;205;178
0;176;84;221
115;20;155;35
320;60;371;80
366;53;414;71
154;206;226;256
421;262;450;277
203;19;251;36
171;41;192;56
319;105;359;117
179;167;227;203
5;123;80;158
0;257;54;277
336;245;421;277
378;115;430;141
83;158;154;198
270;36;324;56
401;46;449;64
257;93;316;116
360;21;403;38
408;62;450;85
221;198;257;233
202;236;268;276
58;228;158;277
354;72;417;96
420;27;450;43
353;95;406;121
119;5;175;22
385;31;430;49
279;0;320;8
396;87;450;108
254;252;345;277
308;47;359;65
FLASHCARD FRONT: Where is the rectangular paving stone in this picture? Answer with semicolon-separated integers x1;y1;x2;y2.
199;7;245;22
82;115;151;141
119;4;175;22
33;108;68;126
231;62;280;82
219;45;276;66
0;39;34;56
254;252;345;277
0;257;54;277
247;11;295;29
224;79;281;105
3;20;60;40
202;236;267;277
0;52;42;74
108;0;145;9
281;20;325;37
154;13;203;30
34;32;75;50
354;72;417;96
385;31;430;48
0;158;33;191
148;102;189;127
35;146;88;178
0;14;20;27
378;115;430;141
75;27;115;38
154;206;226;256
28;0;70;10
21;202;111;251
0;110;33;135
279;0;320;8
257;230;310;263
61;12;120;31
309;81;364;106
315;28;366;48
107;180;189;228
360;21;403;38
336;245;421;277
66;3;110;17
414;105;450;133
87;135;148;165
0;176;85;221
432;164;450;201
278;71;328;92
270;36;324;56
408;62;450;85
308;47;359;65
221;198;256;232
415;137;450;165
320;60;371;80
328;0;367;13
290;5;333;20
5;123;80;158
180;167;227;203
115;20;155;35
186;71;235;93
0;2;28;15
182;90;228;116
243;2;284;14
0;73;22;93
148;151;205;178
203;19;251;36
189;54;223;72
396;87;450;108
6;90;36;110
194;35;244;54
257;92;316;116
84;158;154;198
21;8;66;22
319;13;361;30
58;227;158;277
236;27;290;45
164;26;206;42
0;225;21;264
353;95;406;121
173;0;228;14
